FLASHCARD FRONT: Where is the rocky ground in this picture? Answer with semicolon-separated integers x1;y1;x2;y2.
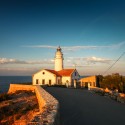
0;90;39;125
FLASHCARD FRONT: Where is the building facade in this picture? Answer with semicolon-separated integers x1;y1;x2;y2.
80;76;98;88
32;46;80;87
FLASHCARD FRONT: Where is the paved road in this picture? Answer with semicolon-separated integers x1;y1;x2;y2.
46;87;125;125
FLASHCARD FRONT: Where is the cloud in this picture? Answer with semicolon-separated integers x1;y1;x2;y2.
111;41;125;49
85;57;111;64
23;41;125;51
0;55;112;68
0;58;54;65
0;67;35;71
0;67;40;76
66;56;112;66
0;58;28;64
23;45;106;50
23;45;57;49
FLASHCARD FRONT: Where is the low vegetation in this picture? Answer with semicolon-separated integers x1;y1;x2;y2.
41;84;67;88
13;82;32;85
0;90;39;125
50;84;67;88
98;73;125;93
0;93;11;101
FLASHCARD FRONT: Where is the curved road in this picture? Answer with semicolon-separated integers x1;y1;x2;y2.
46;87;125;125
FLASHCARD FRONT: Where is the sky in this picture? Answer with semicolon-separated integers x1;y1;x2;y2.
0;0;125;76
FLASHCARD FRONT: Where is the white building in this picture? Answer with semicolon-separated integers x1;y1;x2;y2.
32;46;80;87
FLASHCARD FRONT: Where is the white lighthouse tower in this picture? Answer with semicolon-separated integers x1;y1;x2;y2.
55;46;64;71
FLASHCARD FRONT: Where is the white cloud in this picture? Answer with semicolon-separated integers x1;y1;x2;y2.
66;56;112;67
23;45;57;49
0;58;54;65
0;67;34;71
0;67;40;76
0;58;24;64
85;56;111;64
0;56;112;68
23;45;105;50
23;41;125;51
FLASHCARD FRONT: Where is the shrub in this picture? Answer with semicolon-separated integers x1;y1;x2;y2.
15;114;21;120
0;93;10;102
95;91;105;96
0;106;9;120
15;90;34;95
50;84;67;88
15;82;32;85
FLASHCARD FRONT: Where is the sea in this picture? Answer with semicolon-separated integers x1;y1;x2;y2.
0;76;32;93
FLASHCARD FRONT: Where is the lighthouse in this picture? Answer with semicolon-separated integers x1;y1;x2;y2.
55;46;64;71
33;46;80;87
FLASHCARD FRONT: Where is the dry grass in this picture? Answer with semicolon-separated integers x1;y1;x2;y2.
0;90;39;125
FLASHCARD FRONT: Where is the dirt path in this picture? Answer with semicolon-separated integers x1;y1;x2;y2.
46;87;125;125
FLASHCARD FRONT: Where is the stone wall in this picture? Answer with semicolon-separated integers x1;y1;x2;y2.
8;84;60;125
90;86;125;104
89;86;103;91
8;84;36;93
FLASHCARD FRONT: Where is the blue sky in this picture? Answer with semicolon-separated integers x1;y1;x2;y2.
0;0;125;76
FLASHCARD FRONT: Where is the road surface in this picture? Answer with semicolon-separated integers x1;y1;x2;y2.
46;87;125;125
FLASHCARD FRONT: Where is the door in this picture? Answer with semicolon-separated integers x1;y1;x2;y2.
36;79;39;84
42;79;45;85
49;80;51;85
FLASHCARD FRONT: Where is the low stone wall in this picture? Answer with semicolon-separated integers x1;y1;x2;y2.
8;84;60;125
90;86;125;104
8;84;36;93
89;86;104;92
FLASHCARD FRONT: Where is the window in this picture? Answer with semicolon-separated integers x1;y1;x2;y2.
66;80;69;83
42;72;45;75
36;79;39;84
42;79;45;85
75;72;77;76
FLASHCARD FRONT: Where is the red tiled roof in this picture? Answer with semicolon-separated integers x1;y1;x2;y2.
57;69;75;76
45;69;61;76
45;69;75;77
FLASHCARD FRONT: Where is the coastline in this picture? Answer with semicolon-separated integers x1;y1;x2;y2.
0;76;32;93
